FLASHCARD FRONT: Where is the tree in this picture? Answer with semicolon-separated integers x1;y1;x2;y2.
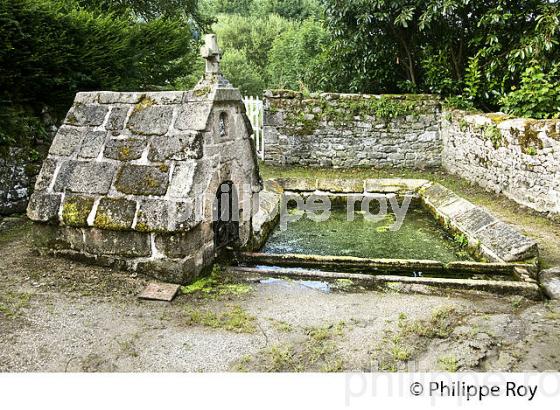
268;19;327;90
212;13;293;79
77;0;208;23
221;49;265;95
319;0;560;114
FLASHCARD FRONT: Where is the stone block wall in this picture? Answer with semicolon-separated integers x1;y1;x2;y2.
27;85;261;284
0;148;44;216
263;90;442;168
442;111;560;219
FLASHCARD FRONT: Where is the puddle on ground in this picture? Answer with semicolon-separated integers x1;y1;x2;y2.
261;205;473;262
259;277;332;293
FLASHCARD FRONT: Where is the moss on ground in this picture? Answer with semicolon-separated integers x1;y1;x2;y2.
373;307;461;371
232;321;346;372
185;305;257;334
181;265;252;299
0;219;31;246
0;291;31;318
438;355;459;372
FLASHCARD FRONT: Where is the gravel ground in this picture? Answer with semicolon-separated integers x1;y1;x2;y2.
1;219;559;372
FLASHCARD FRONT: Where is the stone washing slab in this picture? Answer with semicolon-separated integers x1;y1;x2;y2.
419;183;538;262
453;207;496;233
364;178;430;194
476;222;539;262
419;183;461;209
316;179;365;193
436;197;476;220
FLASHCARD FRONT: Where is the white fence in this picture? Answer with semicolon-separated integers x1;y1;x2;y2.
243;96;264;160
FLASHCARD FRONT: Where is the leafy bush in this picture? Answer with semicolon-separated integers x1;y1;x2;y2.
268;19;327;90
221;49;265;96
499;65;560;119
213;12;293;75
203;0;321;20
0;0;200;148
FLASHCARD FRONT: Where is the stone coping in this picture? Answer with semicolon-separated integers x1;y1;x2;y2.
237;252;533;277
261;178;539;266
228;266;541;300
265;177;431;194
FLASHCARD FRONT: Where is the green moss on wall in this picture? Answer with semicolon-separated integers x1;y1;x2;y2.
62;196;94;227
133;96;155;113
482;124;505;148
281;94;424;136
519;123;543;154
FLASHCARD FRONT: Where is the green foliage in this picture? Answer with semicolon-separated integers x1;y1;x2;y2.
216;13;292;64
320;0;560;116
203;0;322;20
268;19;327;90
221;49;266;96
463;56;482;102
0;0;200;148
483;125;504;149
283;95;417;136
499;65;560;119
252;0;322;20
443;96;476;112
77;0;208;23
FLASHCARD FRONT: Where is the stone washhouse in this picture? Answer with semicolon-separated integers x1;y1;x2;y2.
27;35;262;284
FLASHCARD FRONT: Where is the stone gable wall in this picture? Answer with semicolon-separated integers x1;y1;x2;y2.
442;111;560;219
26;88;261;284
263;90;442;168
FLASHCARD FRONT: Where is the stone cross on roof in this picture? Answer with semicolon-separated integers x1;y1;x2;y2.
200;34;221;75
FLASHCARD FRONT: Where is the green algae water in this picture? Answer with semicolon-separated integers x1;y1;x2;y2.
261;206;473;262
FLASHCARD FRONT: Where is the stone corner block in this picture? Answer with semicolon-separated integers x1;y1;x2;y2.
27;192;62;223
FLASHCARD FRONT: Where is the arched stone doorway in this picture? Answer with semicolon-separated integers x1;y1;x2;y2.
213;180;240;250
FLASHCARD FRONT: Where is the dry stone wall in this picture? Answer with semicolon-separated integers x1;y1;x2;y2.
263;90;442;168
0;149;42;215
442;111;560;220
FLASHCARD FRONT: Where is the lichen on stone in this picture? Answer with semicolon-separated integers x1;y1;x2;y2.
62;196;94;227
518;122;543;154
133;95;156;113
482;124;504;148
193;86;212;98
